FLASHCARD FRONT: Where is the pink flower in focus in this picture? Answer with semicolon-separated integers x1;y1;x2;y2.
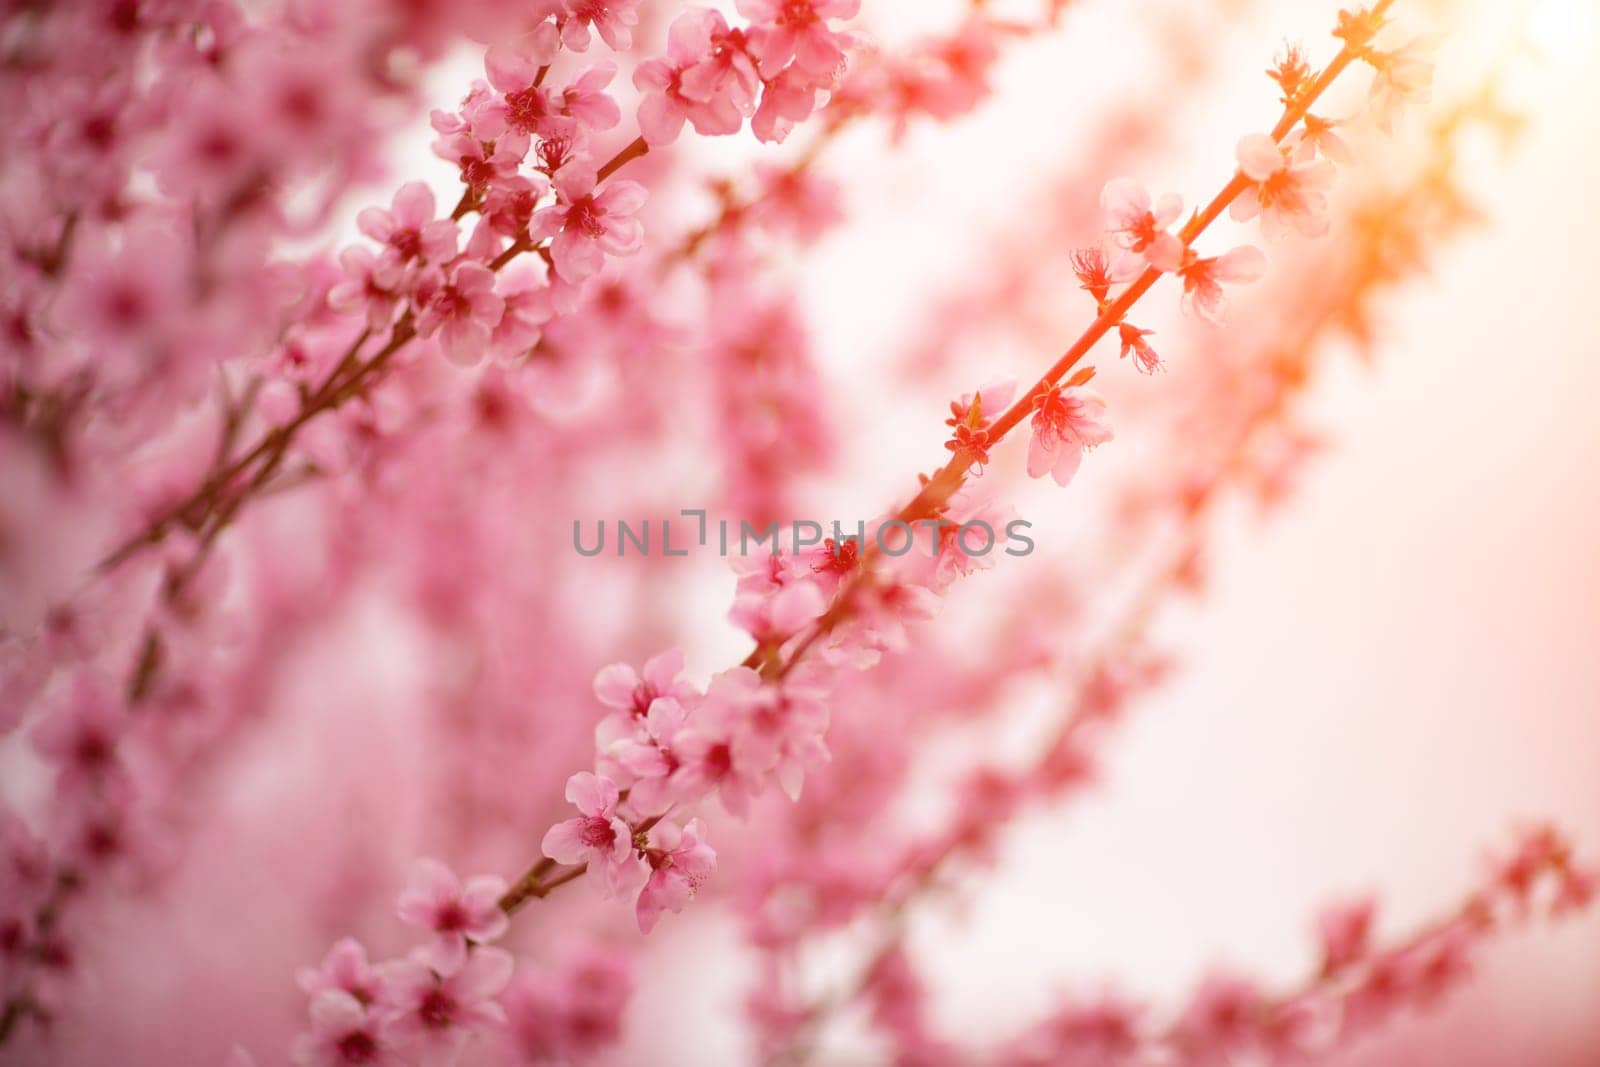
558;0;642;52
561;64;624;132
673;669;783;816
1100;178;1184;272
296;938;385;1007
1232;133;1336;239
395;859;509;972
679;12;761;117
356;183;458;271
634;10;753;145
541;772;640;895
1026;385;1113;487
1178;245;1267;325
593;648;699;727
533;168;647;283
636;817;717;933
293;991;396;1067
382;948;513;1063
599;696;690;815
737;0;860;80
414;262;504;366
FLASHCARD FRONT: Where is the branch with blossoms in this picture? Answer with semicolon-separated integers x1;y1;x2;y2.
743;69;1534;1062
0;0;867;1050
470;0;1417;931
994;825;1594;1066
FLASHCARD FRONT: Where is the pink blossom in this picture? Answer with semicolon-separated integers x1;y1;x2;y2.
381;948;513;1063
1174;973;1266;1063
395;859;509;972
737;0;860;80
1027;385;1113;487
729;578;826;646
599;696;690;815
30;678;125;794
433;132;527;198
673;669;784;816
593;648;696;721
750;163;843;242
679;12;762;118
1291;113;1354;165
328;247;402;329
1117;322;1160;374
634;10;753;146
541;772;641;894
533;168;647;283
293;991;397;1067
413;262;504;367
558;0;642;52
356;184;458;271
1100;178;1184;272
296;938;385;1007
636;817;717;932
1178;245;1267;325
1232;133;1336;239
1318;898;1377;975
752;66;824;144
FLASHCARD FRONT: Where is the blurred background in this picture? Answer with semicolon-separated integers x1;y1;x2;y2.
6;0;1597;1063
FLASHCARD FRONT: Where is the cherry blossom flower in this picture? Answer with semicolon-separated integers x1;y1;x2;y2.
356;183;458;271
382;948;513;1063
533;168;647;283
1232;133;1336;239
599;696;690;814
592;648;699;732
1291;113;1354;165
729;578;826;647
30;679;125;794
737;0;860;80
634;10;753;145
636;817;717;933
1178;245;1268;325
672;669;785;816
558;0;642;52
296;938;385;1007
395;859;509;972
752;66;824;144
1027;385;1113;487
433;132;527;199
293;991;396;1067
1100;178;1184;272
1117;322;1160;374
541;772;641;894
414;262;505;367
328;248;402;329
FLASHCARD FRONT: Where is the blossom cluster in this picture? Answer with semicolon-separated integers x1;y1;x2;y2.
1;0;1593;1064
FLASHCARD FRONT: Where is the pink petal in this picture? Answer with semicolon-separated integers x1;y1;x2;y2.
541;818;591;865
1236;133;1284;182
565;770;617;815
1100;177;1150;227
